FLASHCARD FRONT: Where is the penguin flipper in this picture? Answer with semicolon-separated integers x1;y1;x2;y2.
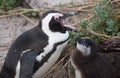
19;50;38;78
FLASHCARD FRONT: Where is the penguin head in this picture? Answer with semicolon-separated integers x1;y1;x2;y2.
41;10;75;33
76;37;98;56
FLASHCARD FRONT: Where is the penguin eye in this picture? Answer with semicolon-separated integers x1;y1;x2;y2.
83;40;89;47
54;13;63;20
55;18;59;21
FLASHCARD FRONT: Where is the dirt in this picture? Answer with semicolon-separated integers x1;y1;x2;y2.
0;16;38;70
0;0;120;78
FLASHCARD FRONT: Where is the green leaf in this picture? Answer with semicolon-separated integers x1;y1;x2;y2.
0;0;21;10
69;31;80;45
80;20;88;29
78;0;119;45
31;12;37;17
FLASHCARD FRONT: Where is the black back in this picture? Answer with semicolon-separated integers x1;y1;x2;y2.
0;10;70;78
0;26;48;78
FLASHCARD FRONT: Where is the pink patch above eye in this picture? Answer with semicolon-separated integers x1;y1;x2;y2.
54;13;63;19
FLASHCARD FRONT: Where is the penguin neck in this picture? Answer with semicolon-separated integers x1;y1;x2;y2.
75;49;98;64
75;70;82;78
41;23;69;43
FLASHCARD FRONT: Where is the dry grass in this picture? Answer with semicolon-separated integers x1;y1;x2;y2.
0;0;120;77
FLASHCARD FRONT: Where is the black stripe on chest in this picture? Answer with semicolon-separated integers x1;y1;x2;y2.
33;37;69;73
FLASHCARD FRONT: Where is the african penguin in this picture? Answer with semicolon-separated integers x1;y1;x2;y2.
0;10;75;78
70;37;115;78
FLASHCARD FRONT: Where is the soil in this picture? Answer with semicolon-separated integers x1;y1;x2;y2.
0;0;120;78
0;16;38;69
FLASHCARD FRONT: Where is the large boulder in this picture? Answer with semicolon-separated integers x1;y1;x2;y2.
25;0;90;9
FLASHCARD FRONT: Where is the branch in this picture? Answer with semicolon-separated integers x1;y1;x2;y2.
87;26;120;40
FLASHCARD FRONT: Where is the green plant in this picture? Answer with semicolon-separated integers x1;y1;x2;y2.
69;31;80;45
80;20;102;45
58;3;64;8
24;11;38;17
0;0;21;10
70;0;74;5
93;0;120;36
74;0;120;45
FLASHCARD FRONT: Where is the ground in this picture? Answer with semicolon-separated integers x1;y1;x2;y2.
0;0;120;78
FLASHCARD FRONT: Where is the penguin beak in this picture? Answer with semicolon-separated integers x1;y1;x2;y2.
54;11;81;31
63;11;81;18
58;17;75;30
63;11;81;30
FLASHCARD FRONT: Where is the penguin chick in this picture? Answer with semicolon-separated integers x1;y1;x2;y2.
70;37;115;78
0;10;76;78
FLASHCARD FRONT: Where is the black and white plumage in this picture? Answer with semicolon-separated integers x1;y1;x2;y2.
0;10;75;78
70;38;115;78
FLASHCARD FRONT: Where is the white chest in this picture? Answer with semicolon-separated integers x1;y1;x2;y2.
33;40;68;78
75;70;82;78
33;31;69;78
36;31;69;62
70;58;82;78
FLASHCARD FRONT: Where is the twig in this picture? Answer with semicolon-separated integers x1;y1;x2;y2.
87;26;120;40
0;9;44;24
19;13;35;25
0;9;43;19
112;0;120;3
0;13;18;19
84;14;94;21
62;60;70;69
116;1;120;6
41;52;71;77
7;17;16;42
0;48;9;51
68;63;72;78
53;60;70;78
114;48;120;51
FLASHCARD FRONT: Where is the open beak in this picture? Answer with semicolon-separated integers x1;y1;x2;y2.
54;11;81;32
63;11;81;18
57;11;81;31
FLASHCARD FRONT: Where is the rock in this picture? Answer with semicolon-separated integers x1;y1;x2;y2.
25;0;91;9
99;39;120;78
99;38;120;52
100;52;120;78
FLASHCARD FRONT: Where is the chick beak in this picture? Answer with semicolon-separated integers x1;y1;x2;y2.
78;38;89;48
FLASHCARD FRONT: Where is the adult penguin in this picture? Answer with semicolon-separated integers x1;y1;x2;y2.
0;10;76;78
70;37;115;78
